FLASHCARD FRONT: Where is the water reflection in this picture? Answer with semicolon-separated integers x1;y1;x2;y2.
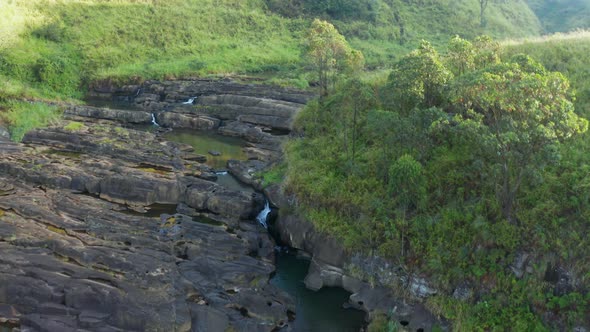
271;249;366;332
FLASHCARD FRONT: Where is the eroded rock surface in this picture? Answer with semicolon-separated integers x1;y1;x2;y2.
0;121;293;331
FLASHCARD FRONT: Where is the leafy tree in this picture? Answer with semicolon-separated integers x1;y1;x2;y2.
385;40;451;114
449;54;588;222
389;154;426;213
335;78;375;169
446;35;476;76
472;35;501;68
304;19;364;98
388;154;426;256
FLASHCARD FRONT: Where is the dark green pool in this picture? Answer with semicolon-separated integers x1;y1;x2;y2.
164;129;247;170
271;249;366;332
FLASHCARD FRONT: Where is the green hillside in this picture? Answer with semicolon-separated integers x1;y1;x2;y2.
0;0;541;101
528;0;590;32
1;0;589;330
284;33;590;330
0;0;544;140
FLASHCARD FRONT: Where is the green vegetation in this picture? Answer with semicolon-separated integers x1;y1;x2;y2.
63;121;86;132
0;0;589;329
285;33;590;329
503;30;590;118
528;0;590;33
0;0;545;141
304;19;364;97
260;163;287;188
0;101;60;141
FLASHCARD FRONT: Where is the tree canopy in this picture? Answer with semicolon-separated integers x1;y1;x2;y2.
385;36;588;222
304;19;364;98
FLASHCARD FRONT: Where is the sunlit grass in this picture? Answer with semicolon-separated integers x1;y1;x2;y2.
502;29;590;45
1;100;61;141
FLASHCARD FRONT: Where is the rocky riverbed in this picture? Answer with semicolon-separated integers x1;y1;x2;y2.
0;78;313;331
0;121;295;331
1;78;442;331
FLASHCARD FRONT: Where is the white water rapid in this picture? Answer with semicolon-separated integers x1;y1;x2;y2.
256;200;271;228
183;97;197;104
151;113;160;126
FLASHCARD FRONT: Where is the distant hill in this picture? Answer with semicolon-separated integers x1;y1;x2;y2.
267;0;542;66
528;0;590;32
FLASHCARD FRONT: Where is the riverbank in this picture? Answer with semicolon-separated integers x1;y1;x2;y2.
0;78;378;331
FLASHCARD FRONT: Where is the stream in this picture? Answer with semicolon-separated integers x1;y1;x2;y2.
80;98;366;331
165;128;367;331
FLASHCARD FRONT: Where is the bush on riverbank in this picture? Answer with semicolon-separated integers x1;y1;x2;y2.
285;35;590;329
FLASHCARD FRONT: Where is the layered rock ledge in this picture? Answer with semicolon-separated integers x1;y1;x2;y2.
0;122;293;331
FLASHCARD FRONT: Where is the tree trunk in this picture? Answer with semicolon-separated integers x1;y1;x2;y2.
480;0;488;27
351;99;358;167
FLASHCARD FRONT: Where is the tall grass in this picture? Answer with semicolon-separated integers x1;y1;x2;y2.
1;101;60;142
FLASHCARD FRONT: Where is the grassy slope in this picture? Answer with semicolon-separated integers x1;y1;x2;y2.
0;0;541;99
0;0;304;139
528;0;590;32
315;0;542;66
0;0;304;100
0;0;541;139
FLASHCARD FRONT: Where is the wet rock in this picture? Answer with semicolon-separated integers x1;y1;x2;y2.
157;112;220;130
139;78;314;105
65;105;152;124
0;124;10;139
0;176;292;331
0;304;21;327
209;150;221;156
219;121;285;150
87;78;313;133
409;277;437;298
274;211;445;330
186;94;301;131
181;152;207;163
227;159;267;190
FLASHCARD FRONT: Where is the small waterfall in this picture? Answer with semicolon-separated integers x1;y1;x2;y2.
182;97;197;104
151;113;160;127
216;171;228;175
135;88;142;97
256;200;271;228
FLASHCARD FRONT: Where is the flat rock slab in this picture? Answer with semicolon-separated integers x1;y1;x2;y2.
0;121;294;331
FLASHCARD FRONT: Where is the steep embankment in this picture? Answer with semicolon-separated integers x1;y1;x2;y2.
281;37;590;331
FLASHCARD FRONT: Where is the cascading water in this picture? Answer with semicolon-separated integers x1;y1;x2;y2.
256;199;271;228
162;128;366;331
183;97;197;104
151;113;160;126
135;88;143;97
